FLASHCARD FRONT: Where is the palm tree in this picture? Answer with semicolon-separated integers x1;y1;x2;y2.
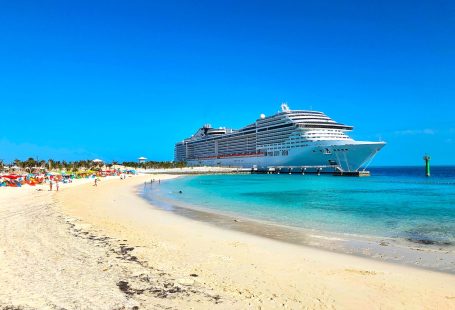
13;159;23;169
47;159;54;171
23;157;37;172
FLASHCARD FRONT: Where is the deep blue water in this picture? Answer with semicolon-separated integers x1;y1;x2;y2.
151;166;455;245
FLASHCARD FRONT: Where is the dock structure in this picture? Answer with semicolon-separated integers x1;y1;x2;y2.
143;166;371;177
251;165;370;177
333;170;370;177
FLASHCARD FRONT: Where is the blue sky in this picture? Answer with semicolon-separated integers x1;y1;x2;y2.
0;0;454;165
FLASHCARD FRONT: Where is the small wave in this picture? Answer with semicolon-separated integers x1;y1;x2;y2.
309;234;346;241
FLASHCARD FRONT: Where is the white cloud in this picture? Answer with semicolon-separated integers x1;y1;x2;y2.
394;129;436;136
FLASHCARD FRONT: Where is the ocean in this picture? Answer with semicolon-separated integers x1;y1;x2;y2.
142;166;455;272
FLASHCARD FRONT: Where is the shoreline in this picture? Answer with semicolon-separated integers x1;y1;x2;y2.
2;174;455;308
143;176;455;274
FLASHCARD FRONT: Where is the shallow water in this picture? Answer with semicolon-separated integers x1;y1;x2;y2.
142;166;455;272
150;167;455;245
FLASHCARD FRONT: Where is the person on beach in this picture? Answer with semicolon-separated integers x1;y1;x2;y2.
56;181;59;191
94;178;98;186
49;179;53;191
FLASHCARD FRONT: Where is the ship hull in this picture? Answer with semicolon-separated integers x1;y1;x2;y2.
187;141;385;172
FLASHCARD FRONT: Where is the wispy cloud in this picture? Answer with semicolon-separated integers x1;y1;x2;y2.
394;129;436;136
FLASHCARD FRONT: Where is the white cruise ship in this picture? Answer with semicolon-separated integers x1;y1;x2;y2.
175;104;385;172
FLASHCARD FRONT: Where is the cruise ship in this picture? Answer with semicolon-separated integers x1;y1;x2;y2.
175;104;385;172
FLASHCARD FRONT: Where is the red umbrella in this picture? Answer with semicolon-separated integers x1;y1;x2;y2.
2;175;21;179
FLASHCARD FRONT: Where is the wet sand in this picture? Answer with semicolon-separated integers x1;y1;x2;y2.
1;175;455;309
144;183;455;274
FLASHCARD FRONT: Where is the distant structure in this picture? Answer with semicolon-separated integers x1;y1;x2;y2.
92;159;104;169
138;156;147;164
423;154;431;177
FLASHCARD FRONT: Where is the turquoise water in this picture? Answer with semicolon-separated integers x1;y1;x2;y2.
148;167;455;246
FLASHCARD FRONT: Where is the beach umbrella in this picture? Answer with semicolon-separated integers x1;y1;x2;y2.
3;175;21;179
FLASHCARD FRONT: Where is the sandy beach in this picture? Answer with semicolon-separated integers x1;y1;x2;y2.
1;175;455;309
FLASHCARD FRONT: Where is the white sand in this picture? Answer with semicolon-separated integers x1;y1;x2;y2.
1;175;455;309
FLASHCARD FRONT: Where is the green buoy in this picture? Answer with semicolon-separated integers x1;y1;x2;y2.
423;155;431;177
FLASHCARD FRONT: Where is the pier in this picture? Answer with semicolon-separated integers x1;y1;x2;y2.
143;166;371;176
251;166;370;177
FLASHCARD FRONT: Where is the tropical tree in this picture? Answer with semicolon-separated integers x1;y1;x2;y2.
47;159;54;171
23;157;38;172
13;159;23;168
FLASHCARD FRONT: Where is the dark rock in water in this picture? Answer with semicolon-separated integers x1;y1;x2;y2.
379;241;389;246
404;230;453;246
401;225;454;246
408;238;435;245
406;237;453;246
